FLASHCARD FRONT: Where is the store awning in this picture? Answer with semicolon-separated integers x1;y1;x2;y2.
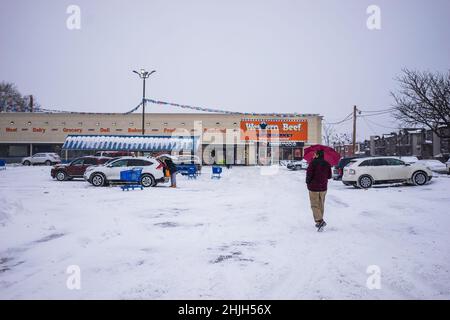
62;135;197;152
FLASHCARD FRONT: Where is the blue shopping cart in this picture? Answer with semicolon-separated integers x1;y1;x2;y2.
211;166;222;179
119;168;143;191
187;166;197;179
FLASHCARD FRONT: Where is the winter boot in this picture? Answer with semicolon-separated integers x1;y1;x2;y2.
317;220;327;232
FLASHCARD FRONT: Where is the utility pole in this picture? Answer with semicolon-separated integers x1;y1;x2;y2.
352;105;357;156
133;69;156;135
29;95;33;112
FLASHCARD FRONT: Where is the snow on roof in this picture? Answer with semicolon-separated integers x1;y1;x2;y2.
62;135;196;152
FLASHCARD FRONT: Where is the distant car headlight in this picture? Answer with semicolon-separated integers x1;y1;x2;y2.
349;169;356;175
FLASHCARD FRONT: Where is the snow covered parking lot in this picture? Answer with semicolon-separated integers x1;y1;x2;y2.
0;166;449;299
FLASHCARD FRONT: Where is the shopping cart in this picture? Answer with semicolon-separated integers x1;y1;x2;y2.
211;166;222;179
119;168;143;191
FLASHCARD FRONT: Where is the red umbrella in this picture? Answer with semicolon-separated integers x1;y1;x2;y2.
303;144;341;166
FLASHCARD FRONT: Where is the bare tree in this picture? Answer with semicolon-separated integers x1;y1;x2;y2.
391;69;450;138
331;132;352;146
0;82;39;112
322;123;335;146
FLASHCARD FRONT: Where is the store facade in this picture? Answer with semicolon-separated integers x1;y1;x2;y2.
0;112;322;164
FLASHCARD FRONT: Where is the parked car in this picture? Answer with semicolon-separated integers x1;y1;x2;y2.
333;156;362;180
417;159;448;174
287;159;308;171
22;153;61;166
342;157;433;188
84;156;167;187
51;156;111;181
446;159;450;174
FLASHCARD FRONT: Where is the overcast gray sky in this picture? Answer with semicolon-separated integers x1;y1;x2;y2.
1;0;449;139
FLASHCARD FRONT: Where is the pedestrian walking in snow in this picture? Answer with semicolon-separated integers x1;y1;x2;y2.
164;158;178;188
306;150;332;231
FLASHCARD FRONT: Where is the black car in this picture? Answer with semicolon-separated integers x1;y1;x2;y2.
333;156;364;180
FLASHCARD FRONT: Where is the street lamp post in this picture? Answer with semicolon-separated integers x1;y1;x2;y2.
133;69;156;135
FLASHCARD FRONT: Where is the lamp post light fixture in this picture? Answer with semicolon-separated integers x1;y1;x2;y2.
133;69;156;135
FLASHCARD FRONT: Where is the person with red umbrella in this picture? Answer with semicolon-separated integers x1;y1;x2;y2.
304;146;338;231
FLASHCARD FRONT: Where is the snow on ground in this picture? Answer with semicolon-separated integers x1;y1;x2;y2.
0;165;449;299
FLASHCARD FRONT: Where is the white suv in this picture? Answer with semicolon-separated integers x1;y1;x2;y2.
22;153;61;166
84;156;167;187
342;157;433;189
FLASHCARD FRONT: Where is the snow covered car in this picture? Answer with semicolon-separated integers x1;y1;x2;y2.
83;156;167;187
446;159;450;174
342;157;433;189
417;159;448;174
22;153;61;166
51;156;111;181
287;159;308;171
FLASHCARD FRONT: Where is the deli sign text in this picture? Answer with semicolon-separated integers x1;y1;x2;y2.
240;119;308;142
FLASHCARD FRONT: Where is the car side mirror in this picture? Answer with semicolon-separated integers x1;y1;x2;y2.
405;163;411;166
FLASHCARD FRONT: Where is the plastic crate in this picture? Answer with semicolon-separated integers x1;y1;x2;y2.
120;168;143;182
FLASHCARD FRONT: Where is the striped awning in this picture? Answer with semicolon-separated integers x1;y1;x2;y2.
62;135;196;152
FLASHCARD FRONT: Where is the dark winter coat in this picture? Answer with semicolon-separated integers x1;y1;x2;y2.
306;156;332;192
165;159;178;174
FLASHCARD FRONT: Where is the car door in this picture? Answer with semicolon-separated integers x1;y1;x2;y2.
369;159;390;181
385;158;409;181
68;158;85;176
105;159;130;180
31;153;45;164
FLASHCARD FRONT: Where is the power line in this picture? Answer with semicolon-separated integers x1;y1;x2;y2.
364;117;400;130
325;112;353;125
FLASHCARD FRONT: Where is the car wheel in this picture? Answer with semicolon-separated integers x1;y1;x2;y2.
140;174;155;187
91;173;105;187
358;175;373;189
56;171;67;181
44;160;52;166
412;171;427;186
23;160;31;166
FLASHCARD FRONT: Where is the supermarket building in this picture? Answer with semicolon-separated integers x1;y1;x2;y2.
0;112;322;164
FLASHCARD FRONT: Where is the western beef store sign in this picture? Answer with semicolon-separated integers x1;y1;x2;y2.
240;118;308;142
240;118;308;161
